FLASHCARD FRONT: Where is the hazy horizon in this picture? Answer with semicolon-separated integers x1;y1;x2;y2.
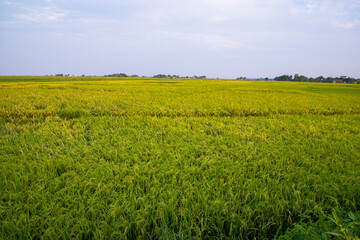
1;0;360;78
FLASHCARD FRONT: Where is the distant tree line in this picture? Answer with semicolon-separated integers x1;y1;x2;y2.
153;74;179;78
153;74;206;79
274;74;360;84
104;73;139;77
104;73;207;79
55;74;71;76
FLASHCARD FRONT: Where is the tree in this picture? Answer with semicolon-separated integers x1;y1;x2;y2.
105;73;128;77
299;75;308;82
153;74;167;78
274;75;292;81
294;74;299;81
294;74;308;82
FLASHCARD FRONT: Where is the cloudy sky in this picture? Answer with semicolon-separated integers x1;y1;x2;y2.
0;0;359;78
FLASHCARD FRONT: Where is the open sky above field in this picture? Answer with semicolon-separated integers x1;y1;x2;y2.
0;0;360;78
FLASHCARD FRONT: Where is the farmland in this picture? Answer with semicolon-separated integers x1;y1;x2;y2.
1;77;360;239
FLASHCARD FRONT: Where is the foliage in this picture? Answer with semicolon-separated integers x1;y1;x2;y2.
278;210;360;239
104;73;129;77
274;75;293;81
274;74;360;84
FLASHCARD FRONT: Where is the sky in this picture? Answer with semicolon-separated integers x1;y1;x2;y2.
0;0;360;78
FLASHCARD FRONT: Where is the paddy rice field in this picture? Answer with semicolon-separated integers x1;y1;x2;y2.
0;76;360;239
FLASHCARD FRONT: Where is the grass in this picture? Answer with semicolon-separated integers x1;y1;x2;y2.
0;77;360;239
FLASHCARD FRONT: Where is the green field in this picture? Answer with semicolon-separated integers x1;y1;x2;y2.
1;77;360;239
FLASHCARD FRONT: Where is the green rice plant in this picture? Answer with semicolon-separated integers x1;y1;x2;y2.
0;77;359;239
278;210;360;240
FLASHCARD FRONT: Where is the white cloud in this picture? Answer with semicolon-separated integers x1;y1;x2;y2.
333;20;360;29
305;4;319;12
15;6;67;22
